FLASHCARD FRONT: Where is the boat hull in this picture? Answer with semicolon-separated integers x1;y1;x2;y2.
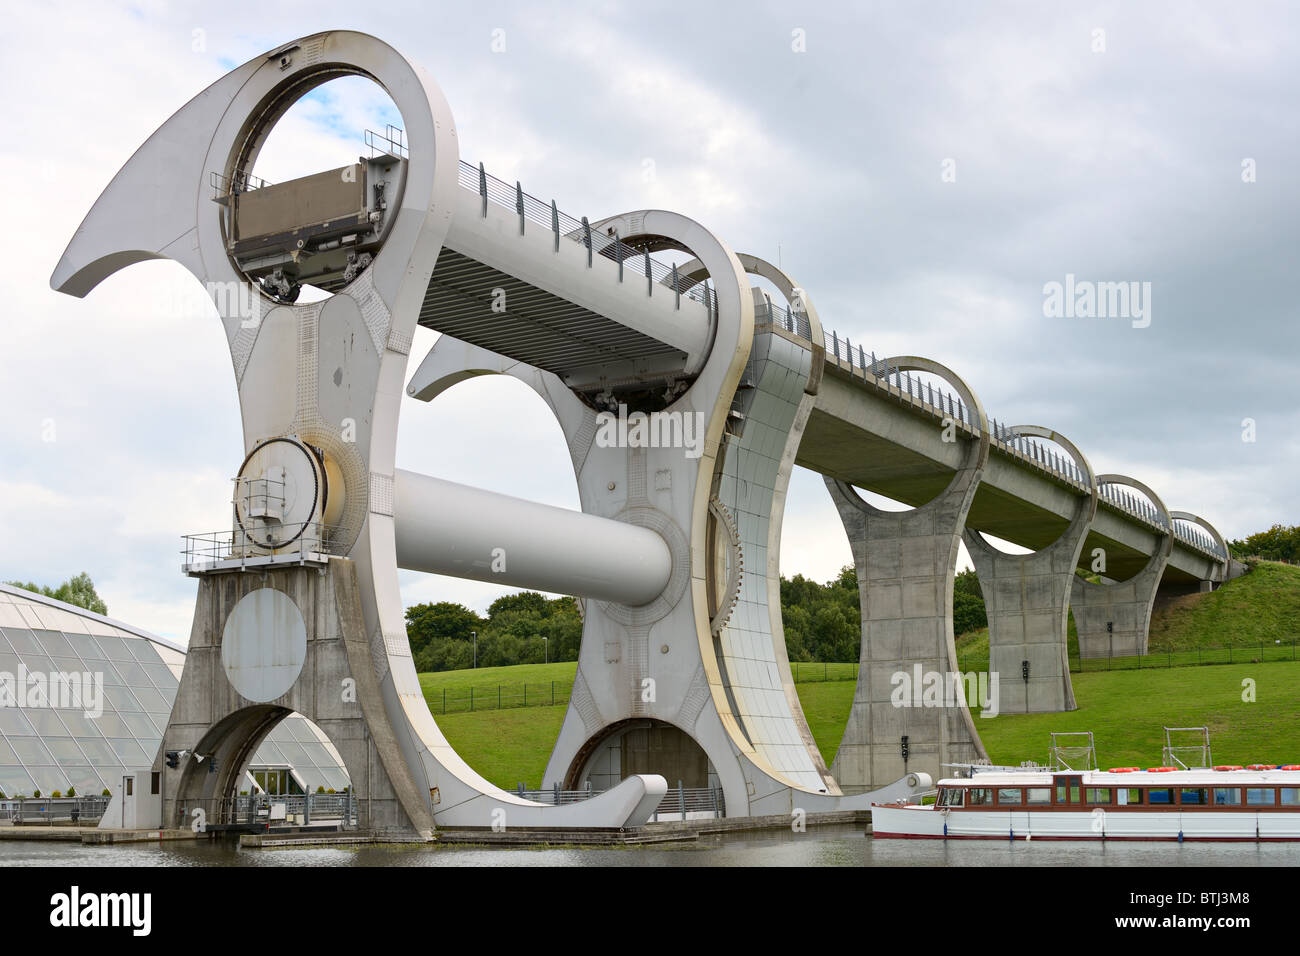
870;805;1300;841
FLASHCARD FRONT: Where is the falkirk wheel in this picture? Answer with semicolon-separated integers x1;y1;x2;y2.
51;30;955;835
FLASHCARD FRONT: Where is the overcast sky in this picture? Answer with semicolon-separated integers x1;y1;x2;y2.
1;1;1295;642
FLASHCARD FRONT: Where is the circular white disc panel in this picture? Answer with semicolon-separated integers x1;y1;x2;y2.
221;588;307;703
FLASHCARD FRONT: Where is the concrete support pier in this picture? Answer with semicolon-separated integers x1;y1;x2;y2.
1072;476;1172;659
156;559;431;837
826;357;990;793
962;426;1097;714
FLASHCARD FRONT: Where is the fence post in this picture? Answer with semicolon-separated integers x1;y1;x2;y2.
470;686;474;712
678;781;685;820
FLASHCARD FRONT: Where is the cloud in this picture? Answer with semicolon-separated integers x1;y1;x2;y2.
1;1;1293;640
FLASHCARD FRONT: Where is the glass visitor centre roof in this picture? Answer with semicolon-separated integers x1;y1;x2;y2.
0;583;348;798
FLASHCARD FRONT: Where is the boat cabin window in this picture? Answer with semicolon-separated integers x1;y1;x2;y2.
937;788;964;808
996;788;1022;805
1213;787;1241;806
1246;788;1275;806
1179;788;1208;806
1119;788;1143;806
1147;788;1175;804
1281;788;1300;806
1086;787;1111;804
1055;777;1081;804
1025;787;1051;805
969;788;992;806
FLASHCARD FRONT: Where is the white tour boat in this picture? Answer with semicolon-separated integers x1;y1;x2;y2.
872;764;1300;841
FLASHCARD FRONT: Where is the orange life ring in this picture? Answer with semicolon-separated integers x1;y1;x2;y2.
1247;764;1274;771
1214;765;1243;771
1108;767;1139;773
1147;767;1177;772
1280;765;1300;771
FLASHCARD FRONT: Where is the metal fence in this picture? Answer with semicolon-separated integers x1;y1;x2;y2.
0;796;111;825
957;639;1300;676
458;159;717;315
177;791;354;829
428;680;574;714
426;665;862;715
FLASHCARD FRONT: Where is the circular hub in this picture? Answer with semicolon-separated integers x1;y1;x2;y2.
235;436;332;550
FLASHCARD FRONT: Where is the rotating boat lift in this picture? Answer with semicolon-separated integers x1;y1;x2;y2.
49;30;1234;834
50;31;931;834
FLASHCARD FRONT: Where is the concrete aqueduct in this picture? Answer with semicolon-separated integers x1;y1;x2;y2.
50;31;1239;834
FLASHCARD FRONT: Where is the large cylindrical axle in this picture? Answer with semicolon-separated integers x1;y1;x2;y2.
393;470;673;606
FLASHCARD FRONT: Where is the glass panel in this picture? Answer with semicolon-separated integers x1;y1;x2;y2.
1281;788;1300;806
128;639;162;665
32;630;74;657
0;737;15;763
1;628;41;655
0;767;36;798
75;738;118;765
27;766;67;794
276;742;310;769
0;651;20;673
96;661;125;686
1179;788;1208;806
1026;788;1052;804
1086;788;1112;804
103;685;143;712
46;739;90;765
0;709;34;735
1246;788;1274;805
1148;788;1175;804
298;743;333;768
114;661;150;686
251;743;286;764
16;654;52;675
129;686;171;714
64;634;105;660
1126;788;1144;805
92;713;129;737
24;710;71;737
65;767;111;794
1213;788;1242;806
95;635;135;662
10;737;54;764
141;664;179;691
968;788;992;806
108;738;150;763
54;710;99;736
119;713;159;738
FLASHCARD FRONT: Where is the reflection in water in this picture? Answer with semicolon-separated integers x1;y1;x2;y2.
2;826;1298;867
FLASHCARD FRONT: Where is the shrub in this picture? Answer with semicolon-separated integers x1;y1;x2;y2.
316;785;326;794
51;790;62;799
101;789;111;797
33;789;41;799
66;786;76;798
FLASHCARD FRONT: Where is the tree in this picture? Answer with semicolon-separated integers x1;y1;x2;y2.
5;572;107;615
404;602;483;657
1229;524;1300;563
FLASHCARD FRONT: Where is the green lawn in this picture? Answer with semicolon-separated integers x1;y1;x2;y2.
432;661;1300;787
1149;561;1300;650
974;660;1300;767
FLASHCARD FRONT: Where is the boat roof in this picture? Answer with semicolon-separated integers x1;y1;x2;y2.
939;769;1300;787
